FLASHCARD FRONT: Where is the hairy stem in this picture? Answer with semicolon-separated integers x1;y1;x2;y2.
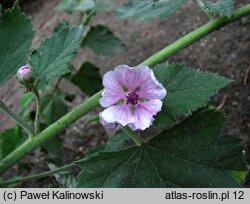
122;126;143;146
0;100;34;137
0;163;76;186
31;85;41;135
143;4;250;66
0;4;250;175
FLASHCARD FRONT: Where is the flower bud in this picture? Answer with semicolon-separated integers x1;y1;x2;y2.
17;65;34;85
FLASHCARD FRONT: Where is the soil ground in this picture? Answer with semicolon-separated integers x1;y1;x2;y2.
0;0;249;187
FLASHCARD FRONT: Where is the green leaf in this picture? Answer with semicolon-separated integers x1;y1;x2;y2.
199;135;246;171
86;130;132;157
0;127;27;159
77;111;246;187
71;62;102;96
29;25;84;82
75;0;95;12
19;93;33;108
93;0;115;12
55;0;94;13
74;0;95;12
86;144;106;157
204;0;235;17
0;2;34;86
117;0;187;21
52;20;69;33
153;63;232;126
42;136;63;157
41;92;68;125
105;131;132;151
81;25;127;56
48;163;77;188
54;0;76;14
55;0;114;14
19;92;33;119
0;5;2;18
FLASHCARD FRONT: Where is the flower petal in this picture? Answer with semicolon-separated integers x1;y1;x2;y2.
100;70;125;107
133;100;163;130
113;64;142;92
101;104;135;126
99;112;120;134
136;64;167;100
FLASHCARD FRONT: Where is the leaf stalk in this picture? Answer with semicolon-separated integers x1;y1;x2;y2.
0;163;76;186
31;85;41;135
122;126;143;146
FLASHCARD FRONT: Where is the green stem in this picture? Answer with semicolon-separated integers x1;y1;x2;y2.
0;163;76;186
83;10;95;27
143;4;250;67
0;100;34;137
0;4;250;175
122;126;143;146
87;115;100;123
31;85;40;135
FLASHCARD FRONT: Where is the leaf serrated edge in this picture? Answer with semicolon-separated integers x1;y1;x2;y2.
29;24;84;81
153;63;232;127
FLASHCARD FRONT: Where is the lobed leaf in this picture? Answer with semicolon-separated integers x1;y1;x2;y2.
41;92;68;125
76;111;246;187
71;62;103;96
19;92;33;120
81;25;127;56
93;0;115;12
0;127;27;159
55;0;114;14
29;25;84;82
0;2;34;86
117;0;188;21
204;0;235;17
153;63;232;127
42;136;64;157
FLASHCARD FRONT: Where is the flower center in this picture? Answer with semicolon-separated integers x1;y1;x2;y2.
126;91;139;105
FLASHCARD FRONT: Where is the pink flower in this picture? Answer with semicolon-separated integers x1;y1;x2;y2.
100;64;167;130
99;113;121;135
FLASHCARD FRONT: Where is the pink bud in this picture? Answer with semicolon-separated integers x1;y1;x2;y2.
17;65;34;85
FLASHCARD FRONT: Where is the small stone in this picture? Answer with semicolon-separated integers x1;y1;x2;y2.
232;101;239;106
